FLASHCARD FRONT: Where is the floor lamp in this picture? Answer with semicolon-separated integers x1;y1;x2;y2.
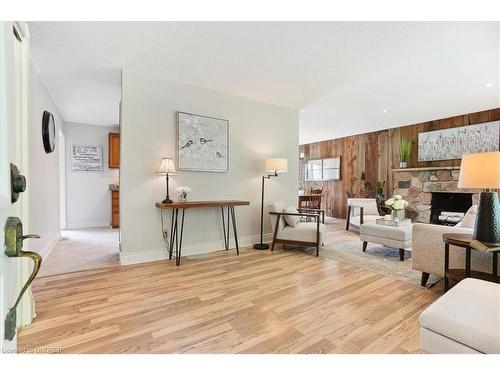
157;157;177;204
458;151;500;245
254;158;288;250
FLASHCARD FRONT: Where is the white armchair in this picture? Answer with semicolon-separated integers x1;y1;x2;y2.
412;205;500;286
269;202;325;256
345;198;384;231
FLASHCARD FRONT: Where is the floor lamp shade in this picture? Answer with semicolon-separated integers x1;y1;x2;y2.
266;158;288;173
458;152;500;245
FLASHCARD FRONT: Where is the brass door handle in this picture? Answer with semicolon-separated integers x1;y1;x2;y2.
22;234;41;240
4;250;42;341
3;216;43;340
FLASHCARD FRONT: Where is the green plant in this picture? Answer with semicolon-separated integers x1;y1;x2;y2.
399;138;413;163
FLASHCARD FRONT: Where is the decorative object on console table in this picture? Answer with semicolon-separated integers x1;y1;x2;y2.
157;157;177;204
398;138;412;169
254;158;288;250
385;194;409;222
176;111;229;172
458;151;500;245
176;186;191;202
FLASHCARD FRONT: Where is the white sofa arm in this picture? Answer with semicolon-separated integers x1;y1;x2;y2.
412;223;473;277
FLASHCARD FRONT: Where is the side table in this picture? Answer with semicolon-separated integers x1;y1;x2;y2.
442;233;500;292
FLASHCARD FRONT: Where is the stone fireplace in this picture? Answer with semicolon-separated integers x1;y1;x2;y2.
393;167;479;223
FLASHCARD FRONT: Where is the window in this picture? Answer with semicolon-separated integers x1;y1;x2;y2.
305;157;341;181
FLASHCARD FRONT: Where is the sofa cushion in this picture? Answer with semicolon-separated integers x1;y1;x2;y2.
278;222;325;244
283;206;299;227
349;214;383;228
420;278;500;354
360;222;412;242
455;205;478;229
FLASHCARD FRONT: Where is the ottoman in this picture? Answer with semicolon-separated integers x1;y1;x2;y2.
420;278;500;354
359;222;412;261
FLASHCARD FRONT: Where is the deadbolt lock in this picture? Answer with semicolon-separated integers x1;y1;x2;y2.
10;163;26;203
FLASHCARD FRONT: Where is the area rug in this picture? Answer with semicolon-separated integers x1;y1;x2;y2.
306;218;438;287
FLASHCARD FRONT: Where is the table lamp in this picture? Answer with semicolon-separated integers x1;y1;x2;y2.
254;158;288;250
157;157;177;204
458;151;500;245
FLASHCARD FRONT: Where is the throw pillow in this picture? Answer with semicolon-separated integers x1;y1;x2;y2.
455;205;478;229
283;207;299;227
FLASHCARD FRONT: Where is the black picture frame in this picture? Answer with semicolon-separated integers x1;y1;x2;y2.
42;110;56;153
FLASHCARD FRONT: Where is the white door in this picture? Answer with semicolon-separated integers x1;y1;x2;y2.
0;21;33;352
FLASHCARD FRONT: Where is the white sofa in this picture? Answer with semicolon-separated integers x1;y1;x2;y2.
420;278;500;353
269;202;326;256
412;205;500;286
345;198;384;231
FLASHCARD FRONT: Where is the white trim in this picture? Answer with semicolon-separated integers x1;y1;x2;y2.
38;235;60;260
66;221;110;229
120;233;273;266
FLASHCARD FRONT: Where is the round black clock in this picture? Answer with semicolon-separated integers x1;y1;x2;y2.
42;110;56;153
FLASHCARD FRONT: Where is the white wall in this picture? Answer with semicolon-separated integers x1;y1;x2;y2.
65;122;119;229
120;67;299;265
29;60;64;257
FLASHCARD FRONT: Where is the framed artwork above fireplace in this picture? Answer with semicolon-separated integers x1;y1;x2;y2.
418;121;499;162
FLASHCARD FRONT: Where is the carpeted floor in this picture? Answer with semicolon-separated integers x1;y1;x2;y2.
39;227;120;277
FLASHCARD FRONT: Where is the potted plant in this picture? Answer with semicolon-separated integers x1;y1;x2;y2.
385;194;409;221
399;138;413;168
176;186;191;202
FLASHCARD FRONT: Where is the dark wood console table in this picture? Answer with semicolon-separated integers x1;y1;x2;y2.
442;233;500;292
156;200;250;266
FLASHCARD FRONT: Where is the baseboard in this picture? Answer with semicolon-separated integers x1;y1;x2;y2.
66;221;110;229
39;235;60;259
120;233;273;266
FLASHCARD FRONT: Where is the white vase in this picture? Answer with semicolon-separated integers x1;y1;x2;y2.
399;161;407;169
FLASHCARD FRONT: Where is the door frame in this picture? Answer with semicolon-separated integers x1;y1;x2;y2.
13;21;35;329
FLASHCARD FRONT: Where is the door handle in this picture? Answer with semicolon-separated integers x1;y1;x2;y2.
4;217;42;341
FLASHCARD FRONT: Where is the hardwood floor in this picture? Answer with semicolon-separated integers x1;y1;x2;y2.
18;226;441;354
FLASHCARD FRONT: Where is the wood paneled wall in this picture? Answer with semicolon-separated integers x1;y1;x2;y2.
299;108;500;219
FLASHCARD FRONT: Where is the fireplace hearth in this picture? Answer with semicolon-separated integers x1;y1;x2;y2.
430;192;472;226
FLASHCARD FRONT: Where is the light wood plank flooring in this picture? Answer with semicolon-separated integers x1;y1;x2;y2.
19;226;441;354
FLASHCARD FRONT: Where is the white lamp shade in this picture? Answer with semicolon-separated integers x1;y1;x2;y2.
458;151;500;189
266;158;288;173
157;157;177;175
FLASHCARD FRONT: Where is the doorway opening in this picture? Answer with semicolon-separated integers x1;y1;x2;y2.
38;123;121;277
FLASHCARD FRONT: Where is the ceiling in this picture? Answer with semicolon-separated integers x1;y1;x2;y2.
29;22;499;142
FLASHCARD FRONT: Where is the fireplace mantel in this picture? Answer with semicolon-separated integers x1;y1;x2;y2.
392;166;460;172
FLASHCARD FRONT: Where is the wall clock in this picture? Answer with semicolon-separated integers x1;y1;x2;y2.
42;110;56;153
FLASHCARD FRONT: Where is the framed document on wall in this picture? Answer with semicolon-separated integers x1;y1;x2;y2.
72;145;103;172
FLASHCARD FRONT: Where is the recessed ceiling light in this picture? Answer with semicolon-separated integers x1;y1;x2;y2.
383;109;388;114
485;82;493;88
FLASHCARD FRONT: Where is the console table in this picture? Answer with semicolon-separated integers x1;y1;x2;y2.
442;233;500;292
156;200;250;266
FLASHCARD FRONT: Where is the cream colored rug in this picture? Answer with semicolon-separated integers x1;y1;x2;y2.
301;218;438;287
